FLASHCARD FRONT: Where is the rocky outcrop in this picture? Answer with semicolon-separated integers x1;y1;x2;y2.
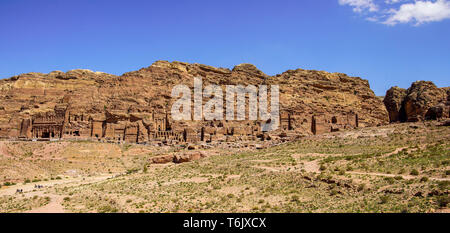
269;68;388;129
150;154;175;164
173;151;206;163
404;81;447;121
149;151;207;164
384;87;407;122
0;61;389;141
383;81;449;122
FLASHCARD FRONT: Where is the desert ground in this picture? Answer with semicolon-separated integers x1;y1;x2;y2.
0;121;448;213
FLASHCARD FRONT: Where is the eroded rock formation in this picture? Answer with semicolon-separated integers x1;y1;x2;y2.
0;61;389;144
384;81;449;122
384;86;407;123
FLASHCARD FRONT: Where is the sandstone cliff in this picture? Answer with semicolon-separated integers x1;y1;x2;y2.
384;86;407;122
0;61;389;141
384;81;449;122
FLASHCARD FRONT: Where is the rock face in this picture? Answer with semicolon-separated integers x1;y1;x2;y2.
384;87;407;122
0;61;389;143
384;81;449;122
269;68;388;130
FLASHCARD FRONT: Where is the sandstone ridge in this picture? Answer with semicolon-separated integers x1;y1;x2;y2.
0;61;388;145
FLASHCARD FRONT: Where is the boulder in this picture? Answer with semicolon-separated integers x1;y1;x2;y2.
404;81;446;122
384;81;449;122
173;151;206;163
383;86;407;122
150;155;174;164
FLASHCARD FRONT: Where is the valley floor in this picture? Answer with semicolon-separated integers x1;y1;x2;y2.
0;121;449;213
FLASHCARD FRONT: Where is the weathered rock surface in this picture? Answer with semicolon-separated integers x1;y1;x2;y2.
173;151;206;163
384;87;407;122
149;151;207;164
0;61;389;141
150;155;174;164
268;68;388;129
404;81;447;121
384;81;449;122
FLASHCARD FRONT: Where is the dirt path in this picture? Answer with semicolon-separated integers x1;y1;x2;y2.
381;147;408;158
303;160;320;173
293;147;413;173
252;166;281;172
0;173;117;196
295;157;449;181
347;171;450;181
25;193;65;213
288;147;450;182
0;173;119;213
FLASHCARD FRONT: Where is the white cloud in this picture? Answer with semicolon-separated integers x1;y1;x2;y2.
338;0;450;26
384;0;450;25
338;0;379;12
385;0;404;4
366;16;379;22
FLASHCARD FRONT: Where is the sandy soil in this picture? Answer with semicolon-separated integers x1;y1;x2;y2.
0;173;118;213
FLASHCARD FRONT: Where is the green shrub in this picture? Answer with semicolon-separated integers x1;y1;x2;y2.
126;168;139;174
97;205;118;213
437;181;449;190
357;184;366;192
384;177;395;184
380;195;390;204
410;169;419;176
3;182;15;186
437;196;449;208
23;151;33;157
330;189;339;196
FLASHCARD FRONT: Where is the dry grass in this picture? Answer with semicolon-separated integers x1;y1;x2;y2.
1;121;449;213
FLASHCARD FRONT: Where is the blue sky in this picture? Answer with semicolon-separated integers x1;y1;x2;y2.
0;0;449;95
